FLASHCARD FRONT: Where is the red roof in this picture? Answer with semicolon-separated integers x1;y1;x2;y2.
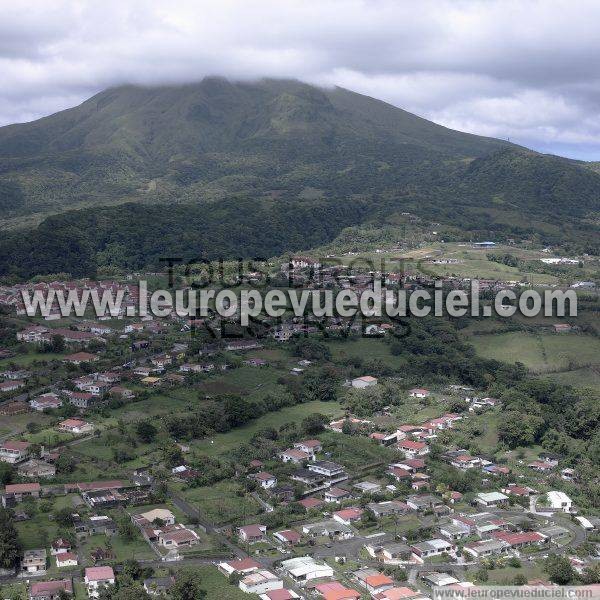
298;497;324;509
30;580;73;595
492;531;544;546
276;529;301;543
56;552;77;562
389;467;411;478
239;524;265;537
224;558;261;572
334;507;363;521
264;590;296;600
399;440;427;450
85;566;115;581
365;573;394;588
1;440;30;451
5;482;40;494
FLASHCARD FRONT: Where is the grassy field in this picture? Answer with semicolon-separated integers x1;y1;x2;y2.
470;331;600;374
191;400;343;456
177;480;262;525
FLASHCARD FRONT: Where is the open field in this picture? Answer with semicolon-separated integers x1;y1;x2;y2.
469;331;600;374
177;480;262;525
191;400;343;456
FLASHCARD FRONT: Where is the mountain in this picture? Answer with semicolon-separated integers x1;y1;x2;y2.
0;78;599;278
0;77;511;221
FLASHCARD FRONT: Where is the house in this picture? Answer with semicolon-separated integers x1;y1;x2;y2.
492;531;545;549
30;393;62;412
279;448;310;464
314;581;360;599
450;455;481;470
351;376;378;389
51;538;72;555
139;508;176;525
463;539;510;559
0;440;31;463
374;587;423;600
2;482;41;507
410;539;454;561
367;501;410;518
274;529;302;545
251;471;278;489
406;494;443;511
239;570;283;595
297;497;324;511
370;431;399;446
356;570;394;595
280;556;334;585
62;352;99;365
17;325;49;343
324;486;352;503
57;418;94;434
398;440;429;459
85;566;115;598
238;524;267;544
218;557;261;576
333;507;363;525
56;552;78;568
388;466;412;481
29;579;73;600
307;460;346;478
302;520;354;540
367;541;412;563
294;439;322;456
408;388;430;398
22;549;47;573
0;380;25;393
21;457;56;478
143;577;174;596
546;491;573;513
439;522;471;541
158;527;199;548
476;492;509;507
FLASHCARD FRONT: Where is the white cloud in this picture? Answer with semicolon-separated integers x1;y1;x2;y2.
1;0;600;158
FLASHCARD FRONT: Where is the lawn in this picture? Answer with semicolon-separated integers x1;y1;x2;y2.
192;400;343;456
178;480;262;525
81;532;155;561
182;565;257;599
470;331;600;374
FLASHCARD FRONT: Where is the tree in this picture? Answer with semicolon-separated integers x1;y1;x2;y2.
0;462;14;485
476;568;488;583
0;509;21;570
301;413;328;435
55;454;76;474
136;421;157;443
171;569;206;600
544;555;575;585
513;574;528;586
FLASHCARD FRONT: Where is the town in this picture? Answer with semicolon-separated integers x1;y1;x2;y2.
0;256;598;600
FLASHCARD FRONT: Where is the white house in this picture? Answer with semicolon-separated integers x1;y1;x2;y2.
56;552;78;568
352;376;378;389
0;440;31;464
251;472;278;489
85;566;115;598
546;491;573;513
280;556;334;585
239;570;283;595
476;492;509;508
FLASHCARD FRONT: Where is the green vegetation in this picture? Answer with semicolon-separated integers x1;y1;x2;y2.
1;79;599;278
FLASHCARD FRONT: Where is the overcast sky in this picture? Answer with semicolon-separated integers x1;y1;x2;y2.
2;0;600;159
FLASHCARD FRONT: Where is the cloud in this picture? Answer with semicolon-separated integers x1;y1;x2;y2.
1;0;600;158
